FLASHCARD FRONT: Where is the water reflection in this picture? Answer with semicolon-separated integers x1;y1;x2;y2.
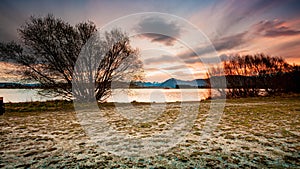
108;89;212;103
0;88;215;103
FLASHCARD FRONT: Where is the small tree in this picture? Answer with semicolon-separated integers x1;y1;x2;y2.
209;53;295;97
227;54;292;97
0;14;142;101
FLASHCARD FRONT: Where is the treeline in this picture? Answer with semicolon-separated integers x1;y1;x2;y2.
210;54;300;97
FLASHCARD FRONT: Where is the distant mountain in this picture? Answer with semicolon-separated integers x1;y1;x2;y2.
195;79;208;87
134;78;209;88
1;78;209;89
134;81;161;88
160;78;208;88
0;82;41;88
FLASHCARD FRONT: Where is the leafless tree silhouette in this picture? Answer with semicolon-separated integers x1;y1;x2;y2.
0;14;143;101
72;29;143;102
209;53;298;97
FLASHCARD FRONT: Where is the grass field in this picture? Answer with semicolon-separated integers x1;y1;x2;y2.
0;94;299;168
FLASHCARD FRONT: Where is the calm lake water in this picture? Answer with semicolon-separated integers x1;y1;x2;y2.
0;89;62;103
0;88;216;103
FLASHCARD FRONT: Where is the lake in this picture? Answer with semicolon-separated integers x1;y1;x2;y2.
0;89;63;103
0;88;217;103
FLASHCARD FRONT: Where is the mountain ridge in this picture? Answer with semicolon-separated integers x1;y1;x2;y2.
135;78;209;88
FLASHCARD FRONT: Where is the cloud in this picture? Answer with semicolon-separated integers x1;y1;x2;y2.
271;39;300;59
0;1;27;42
219;54;230;61
278;39;300;49
173;46;217;64
213;32;248;51
176;18;300;64
212;0;282;36
213;20;300;51
144;55;176;65
163;65;186;71
141;33;176;46
144;67;160;72
251;20;300;37
175;32;247;64
136;17;181;46
266;29;300;37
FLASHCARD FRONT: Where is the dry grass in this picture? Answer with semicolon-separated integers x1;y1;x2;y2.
0;94;299;168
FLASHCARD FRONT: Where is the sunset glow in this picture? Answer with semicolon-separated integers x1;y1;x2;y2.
1;0;300;82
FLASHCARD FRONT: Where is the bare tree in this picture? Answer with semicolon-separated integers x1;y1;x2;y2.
0;14;143;101
229;54;292;97
72;29;143;102
207;66;226;98
209;53;295;98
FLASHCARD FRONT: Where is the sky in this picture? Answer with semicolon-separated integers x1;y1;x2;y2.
0;0;300;82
